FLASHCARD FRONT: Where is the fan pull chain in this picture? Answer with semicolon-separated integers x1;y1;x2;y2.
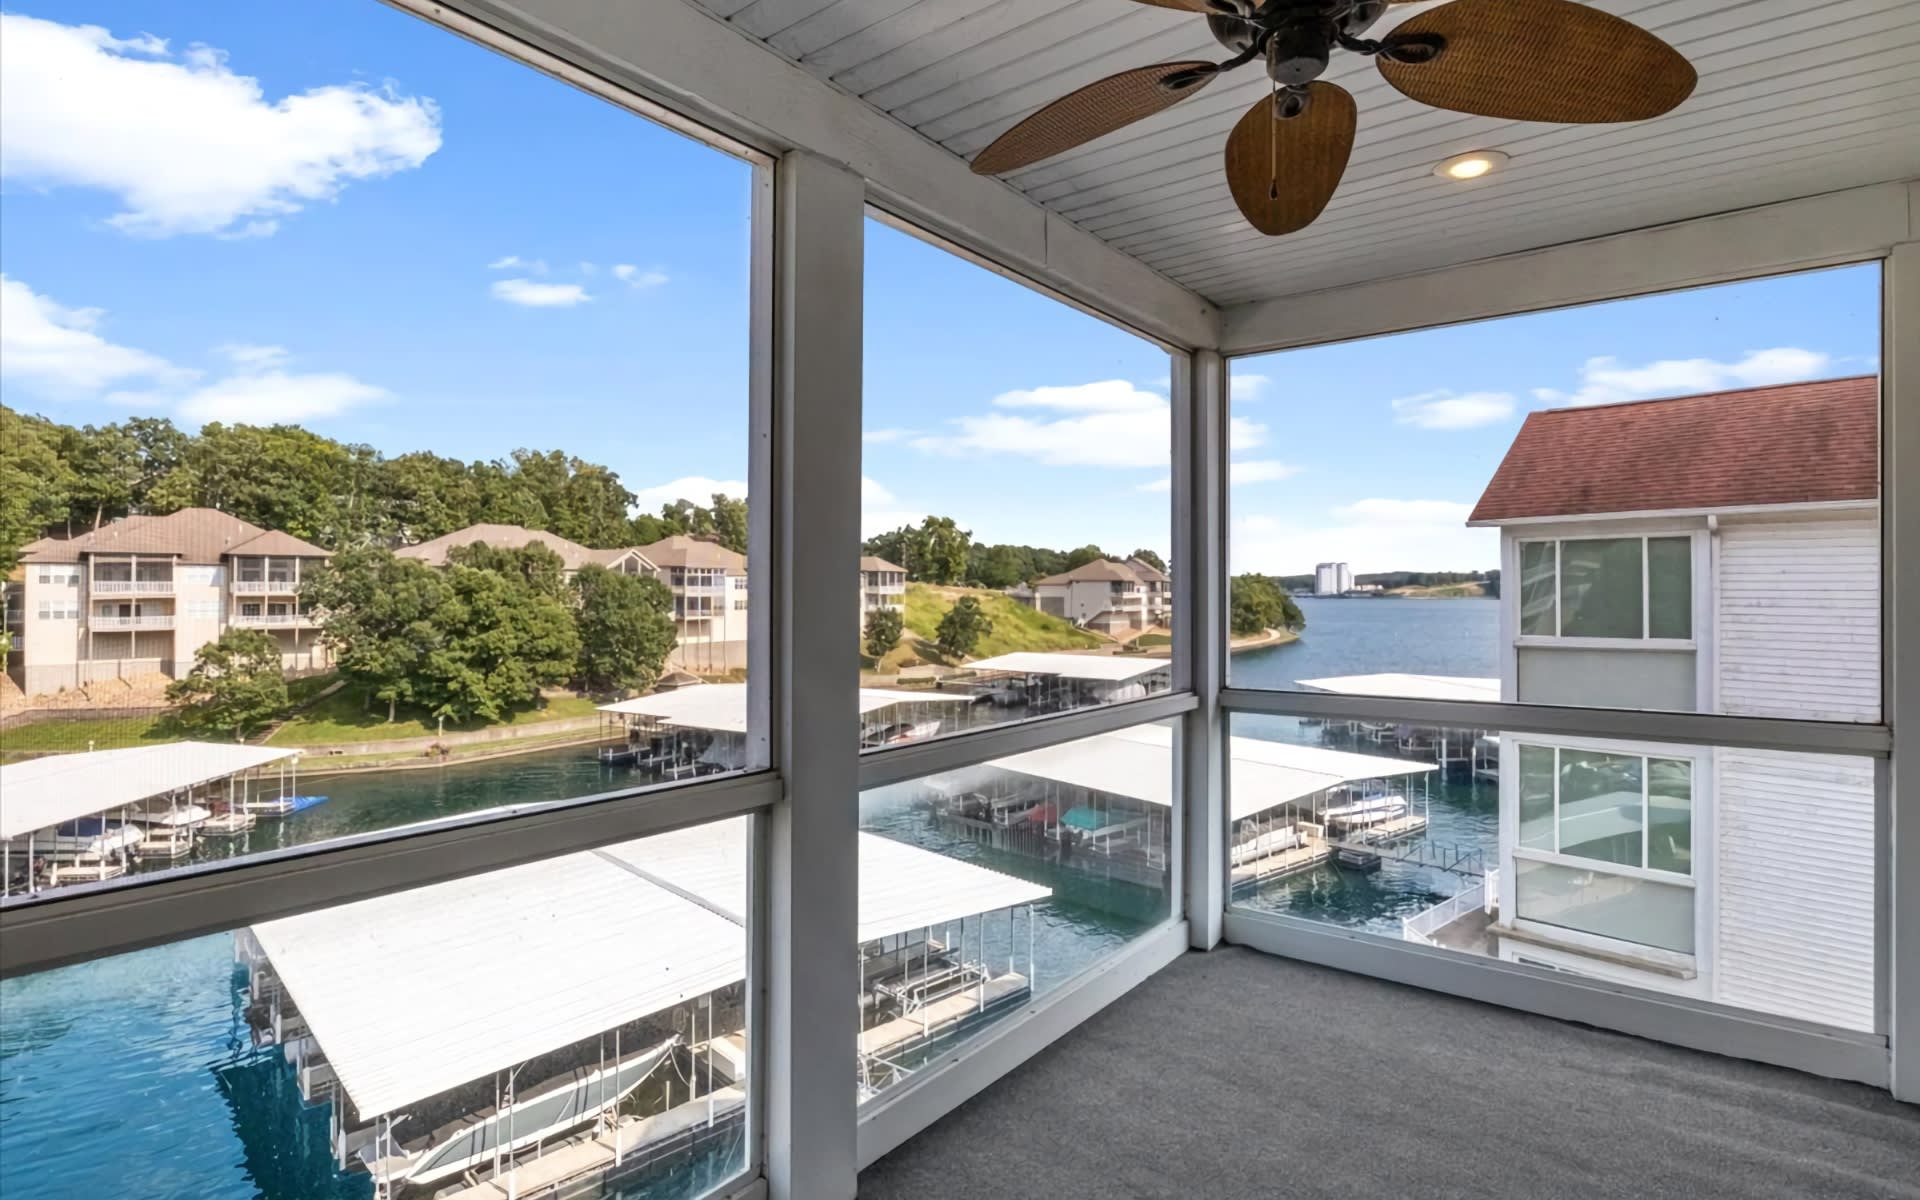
1268;80;1279;201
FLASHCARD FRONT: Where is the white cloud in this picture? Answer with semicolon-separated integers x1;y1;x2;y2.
1391;389;1515;430
1233;498;1495;575
0;13;440;238
630;476;747;510
612;263;669;289
0;274;196;394
487;255;547;273
214;342;289;370
864;428;916;444
1231;373;1271;402
179;369;387;423
491;278;591;308
1534;348;1833;408
911;378;1264;468
1135;478;1172;494
861;477;896;506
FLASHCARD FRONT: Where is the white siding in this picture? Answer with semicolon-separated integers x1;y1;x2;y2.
1716;519;1879;722
1713;749;1876;1032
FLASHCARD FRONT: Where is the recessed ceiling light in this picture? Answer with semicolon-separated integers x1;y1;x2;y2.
1435;150;1509;180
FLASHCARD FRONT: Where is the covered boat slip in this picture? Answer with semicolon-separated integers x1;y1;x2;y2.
1299;674;1503;767
242;817;1047;1197
0;742;302;895
963;652;1172;715
923;724;1434;887
597;683;974;772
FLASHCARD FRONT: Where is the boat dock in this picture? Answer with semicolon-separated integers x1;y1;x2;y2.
435;1087;747;1200
859;972;1031;1060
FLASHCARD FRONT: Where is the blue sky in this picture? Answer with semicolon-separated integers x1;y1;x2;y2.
0;3;1882;574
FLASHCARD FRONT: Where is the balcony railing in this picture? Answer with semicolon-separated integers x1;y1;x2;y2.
232;579;300;594
231;612;316;628
91;615;175;631
91;579;175;595
1401;870;1497;948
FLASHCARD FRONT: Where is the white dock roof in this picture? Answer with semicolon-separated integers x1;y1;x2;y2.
599;683;968;734
982;725;1433;823
966;652;1169;683
251;819;1046;1117
1298;674;1501;703
0;742;300;840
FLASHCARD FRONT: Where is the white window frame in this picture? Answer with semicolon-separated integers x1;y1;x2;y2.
1515;532;1697;647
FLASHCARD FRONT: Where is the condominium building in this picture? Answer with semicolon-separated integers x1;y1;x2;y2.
1470;375;1879;1029
8;509;331;695
393;523;656;576
1314;562;1354;596
858;556;907;630
636;535;749;674
1030;558;1171;634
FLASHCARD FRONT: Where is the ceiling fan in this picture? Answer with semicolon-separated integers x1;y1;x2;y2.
969;0;1696;236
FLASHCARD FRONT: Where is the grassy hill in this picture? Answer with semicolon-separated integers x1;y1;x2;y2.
1387;581;1489;598
870;584;1101;671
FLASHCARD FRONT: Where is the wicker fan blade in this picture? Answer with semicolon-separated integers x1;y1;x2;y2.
1223;83;1356;237
1379;0;1695;123
971;61;1217;176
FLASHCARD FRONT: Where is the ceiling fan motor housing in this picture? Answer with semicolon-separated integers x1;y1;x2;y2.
1266;16;1333;86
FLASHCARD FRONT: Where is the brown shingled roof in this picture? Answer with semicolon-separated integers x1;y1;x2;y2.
1469;376;1878;524
859;556;906;574
1036;559;1138;586
636;535;745;572
394;524;636;572
19;509;327;563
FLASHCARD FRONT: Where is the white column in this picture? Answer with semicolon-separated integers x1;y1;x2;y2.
765;149;863;1199
1886;236;1918;1101
1178;348;1228;949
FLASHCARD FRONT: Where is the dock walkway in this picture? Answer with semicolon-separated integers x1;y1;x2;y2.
860;973;1029;1059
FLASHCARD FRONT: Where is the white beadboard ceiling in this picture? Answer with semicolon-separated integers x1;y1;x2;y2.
687;0;1920;306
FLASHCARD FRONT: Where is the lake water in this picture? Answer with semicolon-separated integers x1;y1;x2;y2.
0;598;1496;1199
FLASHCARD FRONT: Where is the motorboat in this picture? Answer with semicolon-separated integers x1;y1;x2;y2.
354;1035;681;1189
9;817;146;862
1322;794;1409;823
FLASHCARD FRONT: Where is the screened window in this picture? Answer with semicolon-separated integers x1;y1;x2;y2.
1519;743;1693;875
1513;859;1695;955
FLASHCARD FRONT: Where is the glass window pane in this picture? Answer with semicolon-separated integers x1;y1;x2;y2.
857;719;1174;1098
1519;542;1557;636
0;1;757;894
1555;748;1644;866
1646;757;1693;875
1514;858;1694;955
1558;539;1643;638
1517;744;1556;850
0;821;754;1200
1227;713;1497;949
1222;265;1879;721
1647;537;1692;639
859;218;1171;747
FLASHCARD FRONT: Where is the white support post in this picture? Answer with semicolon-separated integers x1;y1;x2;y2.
1886;236;1918;1102
765;149;863;1200
1180;349;1228;949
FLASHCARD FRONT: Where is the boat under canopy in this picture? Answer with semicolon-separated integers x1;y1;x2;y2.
0;742;301;842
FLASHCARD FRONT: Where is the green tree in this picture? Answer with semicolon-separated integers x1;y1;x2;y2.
1229;573;1305;637
380;451;483;543
711;492;749;556
1062;544;1109;572
422;564;580;721
446;541;570;601
971;544;1031;590
166;628;289;740
865;525;928;580
305;549;452;722
863;606;905;660
917;516;972;585
0;407;73;570
1128;548;1166;573
935;595;992;659
573;566;677;694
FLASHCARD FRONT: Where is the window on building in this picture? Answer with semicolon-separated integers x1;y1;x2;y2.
1519;536;1692;641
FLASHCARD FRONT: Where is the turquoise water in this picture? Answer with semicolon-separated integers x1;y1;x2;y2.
1231;597;1503;934
0;597;1491;1197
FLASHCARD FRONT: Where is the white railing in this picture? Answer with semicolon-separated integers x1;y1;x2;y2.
232;580;299;594
91;615;175;630
231;613;315;628
90;580;174;595
1401;877;1490;948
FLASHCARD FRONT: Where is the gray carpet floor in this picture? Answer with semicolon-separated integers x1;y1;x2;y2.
859;947;1920;1200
